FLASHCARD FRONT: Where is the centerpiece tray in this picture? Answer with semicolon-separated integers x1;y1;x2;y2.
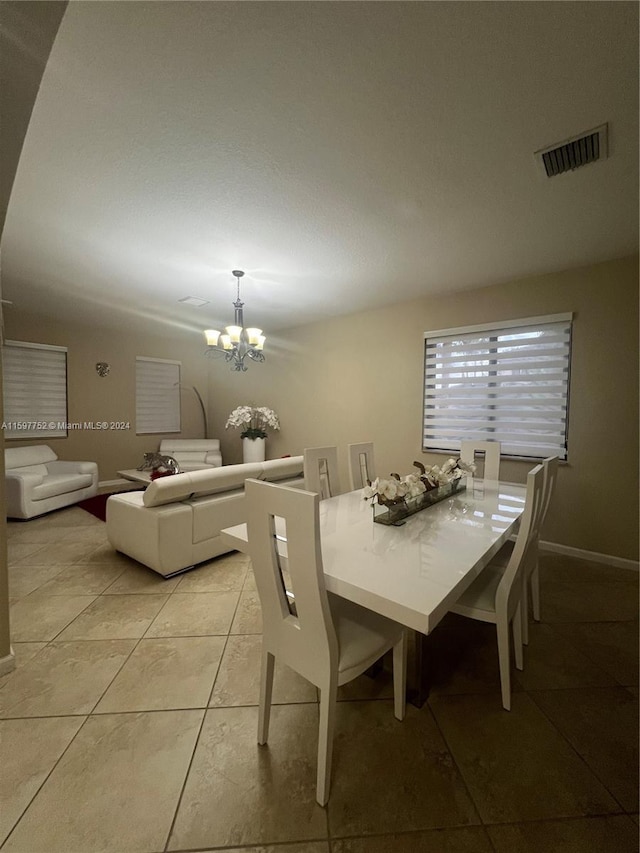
373;478;467;526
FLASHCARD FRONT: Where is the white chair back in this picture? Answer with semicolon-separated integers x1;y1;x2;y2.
348;442;376;490
245;479;338;686
304;446;341;499
496;463;545;620
460;440;501;481
541;455;559;527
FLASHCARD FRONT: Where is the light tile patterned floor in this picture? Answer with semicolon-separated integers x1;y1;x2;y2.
1;506;638;853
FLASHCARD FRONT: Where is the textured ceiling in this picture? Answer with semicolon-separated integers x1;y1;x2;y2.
2;1;638;334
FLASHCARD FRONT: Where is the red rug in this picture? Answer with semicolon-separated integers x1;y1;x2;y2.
77;493;111;522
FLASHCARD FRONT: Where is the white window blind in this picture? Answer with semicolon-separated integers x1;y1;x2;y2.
2;341;68;439
423;314;572;460
135;357;181;434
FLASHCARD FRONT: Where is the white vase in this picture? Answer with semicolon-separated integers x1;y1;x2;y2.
242;437;266;463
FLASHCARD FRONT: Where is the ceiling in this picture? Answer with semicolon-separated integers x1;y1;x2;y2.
2;1;638;334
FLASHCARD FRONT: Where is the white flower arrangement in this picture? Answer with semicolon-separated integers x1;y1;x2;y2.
225;406;280;440
363;458;476;508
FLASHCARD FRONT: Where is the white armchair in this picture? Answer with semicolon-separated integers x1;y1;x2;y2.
159;439;222;472
5;445;98;519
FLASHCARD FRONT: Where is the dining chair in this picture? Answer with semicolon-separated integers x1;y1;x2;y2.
460;440;501;482
245;478;407;806
525;455;558;640
347;442;376;490
304;445;341;499
448;463;546;710
492;455;559;644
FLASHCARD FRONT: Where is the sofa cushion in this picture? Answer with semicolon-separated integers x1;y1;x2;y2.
178;462;218;472
31;473;94;501
142;463;266;508
187;463;264;497
171;451;208;464
260;456;304;482
5;445;58;470
9;463;49;477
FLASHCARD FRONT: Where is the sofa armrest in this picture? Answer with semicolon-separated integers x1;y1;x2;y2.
204;451;223;467
5;472;43;518
6;472;44;487
106;495;194;576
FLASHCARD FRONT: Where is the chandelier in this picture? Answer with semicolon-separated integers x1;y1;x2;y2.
204;270;266;372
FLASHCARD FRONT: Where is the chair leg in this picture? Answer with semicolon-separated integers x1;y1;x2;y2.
316;679;338;806
521;576;530;646
496;621;512;711
513;605;524;671
531;563;541;622
393;630;407;721
258;649;275;745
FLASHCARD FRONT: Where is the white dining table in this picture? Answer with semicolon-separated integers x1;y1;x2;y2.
221;479;526;636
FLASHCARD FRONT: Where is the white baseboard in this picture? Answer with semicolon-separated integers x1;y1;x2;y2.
540;540;639;572
0;649;16;678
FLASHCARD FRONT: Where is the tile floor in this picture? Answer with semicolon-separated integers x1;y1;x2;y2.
1;506;638;853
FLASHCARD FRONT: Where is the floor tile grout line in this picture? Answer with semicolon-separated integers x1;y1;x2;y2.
84;612;149;714
204;634;233;710
324;812;637;850
479;809;632;828
92;563;129;594
28;591;101;644
431;684;630;825
161;697;220;850
162;581;245;853
160;704;210;853
539;622;636;688
163;837;331;853
418;699;486;828
526;686;633;814
0;711;93;850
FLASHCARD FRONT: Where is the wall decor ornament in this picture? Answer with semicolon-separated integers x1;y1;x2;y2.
95;362;110;377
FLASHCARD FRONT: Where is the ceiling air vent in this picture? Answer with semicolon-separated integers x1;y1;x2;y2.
535;123;608;178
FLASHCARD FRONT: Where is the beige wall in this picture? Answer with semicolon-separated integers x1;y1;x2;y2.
208;254;639;562
3;312;210;481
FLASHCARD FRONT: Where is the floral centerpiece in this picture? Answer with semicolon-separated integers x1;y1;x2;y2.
364;458;476;526
225;406;280;439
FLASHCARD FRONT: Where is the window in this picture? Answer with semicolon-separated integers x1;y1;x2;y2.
135;357;181;435
423;313;572;460
2;341;68;439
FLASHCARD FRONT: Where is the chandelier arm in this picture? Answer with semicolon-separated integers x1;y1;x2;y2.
204;347;227;359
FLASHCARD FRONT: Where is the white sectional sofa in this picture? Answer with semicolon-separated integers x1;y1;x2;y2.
158;439;222;471
5;445;99;519
106;456;304;577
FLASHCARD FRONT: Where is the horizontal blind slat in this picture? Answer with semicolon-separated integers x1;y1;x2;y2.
2;343;68;438
135;358;181;435
423;316;571;460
